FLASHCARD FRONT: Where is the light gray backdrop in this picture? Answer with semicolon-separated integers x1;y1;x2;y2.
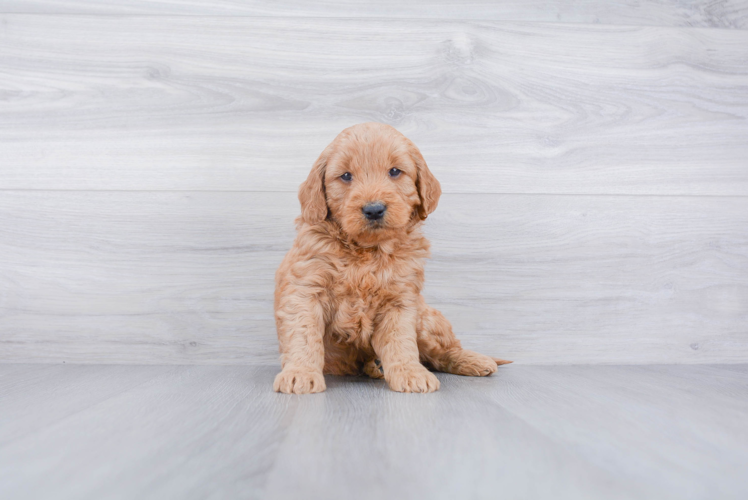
1;1;747;365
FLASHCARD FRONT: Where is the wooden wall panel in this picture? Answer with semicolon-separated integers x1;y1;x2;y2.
1;9;746;366
1;16;747;194
1;1;747;29
2;191;745;364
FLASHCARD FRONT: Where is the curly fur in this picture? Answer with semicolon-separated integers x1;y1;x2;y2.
274;122;510;394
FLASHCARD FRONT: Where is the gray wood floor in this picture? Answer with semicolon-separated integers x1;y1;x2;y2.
0;363;746;500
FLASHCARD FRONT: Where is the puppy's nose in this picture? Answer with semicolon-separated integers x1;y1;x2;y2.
362;202;387;221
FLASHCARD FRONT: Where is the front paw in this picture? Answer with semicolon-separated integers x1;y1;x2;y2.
385;363;440;393
273;368;326;394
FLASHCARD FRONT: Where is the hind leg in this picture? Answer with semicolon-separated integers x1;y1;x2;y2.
323;335;365;376
324;335;384;378
362;358;384;379
416;297;511;376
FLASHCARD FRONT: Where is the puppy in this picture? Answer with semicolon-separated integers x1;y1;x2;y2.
274;122;510;394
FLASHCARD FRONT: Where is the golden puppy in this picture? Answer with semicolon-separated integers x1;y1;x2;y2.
274;122;510;394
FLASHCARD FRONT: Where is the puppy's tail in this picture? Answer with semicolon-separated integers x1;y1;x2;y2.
493;357;513;366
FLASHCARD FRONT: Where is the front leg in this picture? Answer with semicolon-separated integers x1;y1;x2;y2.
372;300;440;393
273;289;327;394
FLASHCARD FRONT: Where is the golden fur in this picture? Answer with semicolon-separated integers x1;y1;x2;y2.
274;122;510;394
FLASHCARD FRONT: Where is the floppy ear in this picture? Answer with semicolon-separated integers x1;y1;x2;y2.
298;144;332;224
410;143;441;220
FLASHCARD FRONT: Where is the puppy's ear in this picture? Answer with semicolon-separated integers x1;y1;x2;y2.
298;145;332;224
410;143;441;220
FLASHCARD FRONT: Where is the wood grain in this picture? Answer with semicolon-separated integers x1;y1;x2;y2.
0;364;172;446
0;364;296;500
1;364;746;499
1;15;747;194
1;191;746;365
1;1;747;29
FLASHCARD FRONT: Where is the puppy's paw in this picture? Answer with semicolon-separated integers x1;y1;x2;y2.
446;350;501;377
273;369;326;394
363;358;385;379
385;363;440;393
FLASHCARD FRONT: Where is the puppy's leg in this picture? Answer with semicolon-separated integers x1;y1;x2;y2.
273;293;327;394
417;298;511;377
362;358;384;379
373;301;440;393
324;336;365;376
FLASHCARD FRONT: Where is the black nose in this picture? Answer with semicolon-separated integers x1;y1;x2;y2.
362;202;387;221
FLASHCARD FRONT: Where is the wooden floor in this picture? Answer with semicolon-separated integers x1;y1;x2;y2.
0;363;746;500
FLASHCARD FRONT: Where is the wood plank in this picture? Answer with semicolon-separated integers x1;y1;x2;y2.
1;191;746;365
1;15;748;194
0;364;172;446
426;194;748;364
0;1;747;29
266;365;748;499
0;364;745;499
263;368;643;500
0;365;297;500
479;365;748;499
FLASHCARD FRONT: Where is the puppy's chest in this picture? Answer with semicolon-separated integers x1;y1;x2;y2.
329;254;417;342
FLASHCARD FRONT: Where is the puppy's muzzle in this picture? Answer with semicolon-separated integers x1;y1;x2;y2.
362;202;387;222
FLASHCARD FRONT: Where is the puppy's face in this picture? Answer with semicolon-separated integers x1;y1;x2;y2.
324;131;420;242
299;123;441;244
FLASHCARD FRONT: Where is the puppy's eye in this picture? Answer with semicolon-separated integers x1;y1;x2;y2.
389;168;401;178
340;172;352;182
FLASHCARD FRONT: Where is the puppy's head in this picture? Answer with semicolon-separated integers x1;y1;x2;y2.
298;122;441;244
